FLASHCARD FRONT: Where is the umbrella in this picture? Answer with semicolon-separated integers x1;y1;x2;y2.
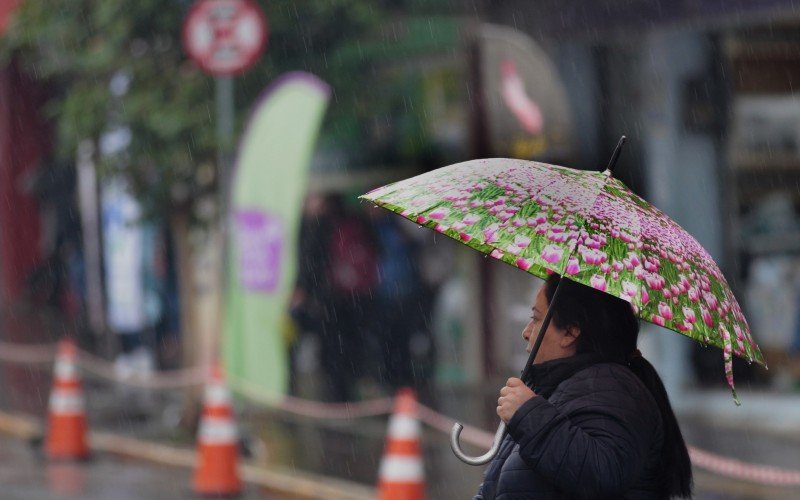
360;137;765;465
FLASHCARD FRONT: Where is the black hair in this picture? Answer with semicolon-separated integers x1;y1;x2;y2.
544;274;693;498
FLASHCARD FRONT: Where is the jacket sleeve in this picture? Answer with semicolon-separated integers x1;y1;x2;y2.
506;388;654;498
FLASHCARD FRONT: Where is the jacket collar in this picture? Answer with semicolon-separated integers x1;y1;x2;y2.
526;353;606;398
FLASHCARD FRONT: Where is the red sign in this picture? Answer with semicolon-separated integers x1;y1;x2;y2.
183;0;267;76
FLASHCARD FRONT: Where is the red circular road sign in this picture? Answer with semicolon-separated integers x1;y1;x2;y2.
183;0;268;76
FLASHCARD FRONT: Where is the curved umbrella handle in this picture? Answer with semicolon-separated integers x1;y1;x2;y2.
450;421;506;466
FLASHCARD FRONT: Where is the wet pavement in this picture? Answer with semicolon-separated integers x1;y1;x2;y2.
1;367;799;498
0;435;285;499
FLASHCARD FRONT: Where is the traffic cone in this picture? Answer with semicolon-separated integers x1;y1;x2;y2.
378;388;425;500
193;363;242;496
45;338;89;460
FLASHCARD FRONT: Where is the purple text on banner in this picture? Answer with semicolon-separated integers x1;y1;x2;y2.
235;209;284;293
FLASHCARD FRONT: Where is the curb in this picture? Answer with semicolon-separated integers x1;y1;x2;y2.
0;410;375;499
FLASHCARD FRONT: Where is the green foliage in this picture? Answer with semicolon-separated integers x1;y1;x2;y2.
1;0;389;218
2;0;217;218
1;0;464;217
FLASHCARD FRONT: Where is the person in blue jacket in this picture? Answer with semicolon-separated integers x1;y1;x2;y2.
476;275;692;499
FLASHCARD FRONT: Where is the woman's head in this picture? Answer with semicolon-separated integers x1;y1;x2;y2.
541;274;640;362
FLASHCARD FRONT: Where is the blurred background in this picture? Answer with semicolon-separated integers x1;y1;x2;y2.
1;0;800;498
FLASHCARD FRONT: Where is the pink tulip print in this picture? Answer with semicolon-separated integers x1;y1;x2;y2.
516;258;533;271
514;235;531;248
622;281;638;300
566;257;580;275
590;274;607;292
582;248;608;265
483;224;500;244
541;245;563;264
462;213;480;225
701;306;714;328
361;157;764;400
682;307;697;324
507;244;523;256
429;207;449;220
658;302;673;320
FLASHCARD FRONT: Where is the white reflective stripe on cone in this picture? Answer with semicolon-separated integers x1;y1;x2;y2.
54;359;78;380
379;456;424;482
388;415;420;440
49;389;85;415
205;384;231;406
198;417;238;445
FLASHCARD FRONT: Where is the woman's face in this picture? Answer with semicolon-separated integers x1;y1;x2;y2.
522;286;579;364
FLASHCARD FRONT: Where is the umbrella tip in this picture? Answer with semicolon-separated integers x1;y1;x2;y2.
605;135;627;175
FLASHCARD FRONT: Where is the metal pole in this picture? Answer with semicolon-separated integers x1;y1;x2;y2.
216;75;235;220
215;75;234;360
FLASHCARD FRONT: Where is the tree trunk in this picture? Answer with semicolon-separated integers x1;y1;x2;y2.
170;213;223;431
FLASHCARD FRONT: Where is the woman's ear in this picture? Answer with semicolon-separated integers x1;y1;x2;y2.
561;325;581;348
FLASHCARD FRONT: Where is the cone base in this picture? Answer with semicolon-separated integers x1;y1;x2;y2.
192;489;243;498
193;444;242;496
46;416;89;461
378;481;425;500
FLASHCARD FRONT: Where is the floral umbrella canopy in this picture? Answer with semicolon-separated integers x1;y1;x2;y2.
361;158;765;400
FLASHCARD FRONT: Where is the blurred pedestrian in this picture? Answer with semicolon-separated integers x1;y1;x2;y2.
476;275;692;499
291;193;331;395
293;194;378;402
370;209;424;391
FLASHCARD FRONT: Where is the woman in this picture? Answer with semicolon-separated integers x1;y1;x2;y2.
475;275;692;499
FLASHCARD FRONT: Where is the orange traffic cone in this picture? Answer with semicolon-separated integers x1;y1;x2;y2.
378;388;425;500
45;338;89;460
193;363;242;496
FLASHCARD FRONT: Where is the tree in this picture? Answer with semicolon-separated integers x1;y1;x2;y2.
1;0;387;220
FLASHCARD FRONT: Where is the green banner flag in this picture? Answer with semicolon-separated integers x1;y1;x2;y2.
223;72;330;401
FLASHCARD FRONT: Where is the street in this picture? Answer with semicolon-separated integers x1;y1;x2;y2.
2;370;799;498
0;435;267;500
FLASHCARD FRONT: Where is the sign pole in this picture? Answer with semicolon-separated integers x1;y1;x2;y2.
215;75;234;368
183;0;268;366
216;75;234;202
216;75;234;270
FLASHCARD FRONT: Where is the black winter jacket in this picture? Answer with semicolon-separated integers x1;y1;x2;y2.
475;356;664;499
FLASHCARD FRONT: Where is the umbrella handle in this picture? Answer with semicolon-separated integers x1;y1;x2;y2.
450;421;506;465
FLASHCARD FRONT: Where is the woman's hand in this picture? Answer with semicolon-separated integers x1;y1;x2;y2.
497;377;537;423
